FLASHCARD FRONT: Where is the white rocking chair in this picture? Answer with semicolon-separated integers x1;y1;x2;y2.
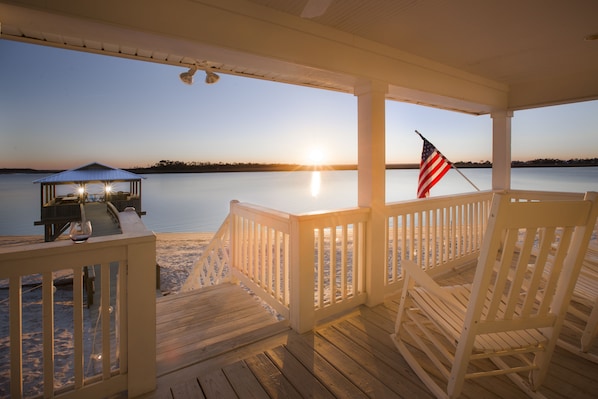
558;242;598;362
391;192;598;399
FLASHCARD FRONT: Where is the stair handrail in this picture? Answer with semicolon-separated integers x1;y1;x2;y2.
181;214;231;291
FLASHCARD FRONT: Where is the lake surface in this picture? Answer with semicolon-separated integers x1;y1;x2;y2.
1;167;597;235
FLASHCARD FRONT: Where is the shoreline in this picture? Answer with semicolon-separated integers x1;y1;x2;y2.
2;162;598;175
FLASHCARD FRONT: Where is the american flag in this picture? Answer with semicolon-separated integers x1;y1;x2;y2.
417;133;452;198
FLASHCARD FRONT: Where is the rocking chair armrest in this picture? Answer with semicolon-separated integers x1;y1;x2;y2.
401;259;460;306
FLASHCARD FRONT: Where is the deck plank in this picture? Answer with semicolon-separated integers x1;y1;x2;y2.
222;361;270;399
141;273;598;399
170;379;204;399
331;319;435;398
244;352;304;399
197;369;238;398
308;330;400;398
266;345;336;399
283;333;369;399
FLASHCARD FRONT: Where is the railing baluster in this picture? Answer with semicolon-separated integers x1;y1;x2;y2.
43;271;54;398
317;228;324;308
330;227;336;305
341;224;347;299
260;224;265;288
9;276;23;398
101;263;111;380
118;259;128;375
284;233;290;306
357;221;365;293
275;230;281;302
74;267;84;387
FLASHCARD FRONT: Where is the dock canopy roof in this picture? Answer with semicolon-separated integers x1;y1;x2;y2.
34;162;144;184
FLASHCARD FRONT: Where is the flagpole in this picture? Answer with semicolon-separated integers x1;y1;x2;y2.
415;130;480;192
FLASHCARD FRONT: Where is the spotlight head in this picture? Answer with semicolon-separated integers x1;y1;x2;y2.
179;67;197;85
205;71;220;84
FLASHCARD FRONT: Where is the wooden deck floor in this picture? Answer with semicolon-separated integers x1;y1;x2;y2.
141;277;598;399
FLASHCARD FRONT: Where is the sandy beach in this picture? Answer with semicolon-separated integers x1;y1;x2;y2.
153;232;214;293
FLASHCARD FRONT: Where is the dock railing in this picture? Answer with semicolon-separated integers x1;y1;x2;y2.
0;210;156;399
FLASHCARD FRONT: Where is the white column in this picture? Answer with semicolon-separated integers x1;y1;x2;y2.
355;80;387;307
491;110;513;191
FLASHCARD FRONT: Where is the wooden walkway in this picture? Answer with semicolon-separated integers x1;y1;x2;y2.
84;203;121;237
141;277;598;399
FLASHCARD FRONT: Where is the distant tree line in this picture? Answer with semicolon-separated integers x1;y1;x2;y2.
125;158;598;173
510;158;598;167
1;158;596;174
127;160;323;173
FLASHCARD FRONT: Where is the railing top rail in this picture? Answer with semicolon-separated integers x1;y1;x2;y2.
0;210;155;269
384;190;493;214
294;207;371;229
504;189;585;200
230;200;291;220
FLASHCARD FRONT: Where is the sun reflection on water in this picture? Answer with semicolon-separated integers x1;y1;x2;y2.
311;171;321;197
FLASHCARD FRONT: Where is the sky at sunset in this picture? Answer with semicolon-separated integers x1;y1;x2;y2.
1;39;597;171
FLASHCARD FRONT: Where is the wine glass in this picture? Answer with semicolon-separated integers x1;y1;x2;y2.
69;220;92;243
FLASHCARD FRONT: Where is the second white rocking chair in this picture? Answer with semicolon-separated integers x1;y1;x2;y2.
558;242;598;362
391;192;598;399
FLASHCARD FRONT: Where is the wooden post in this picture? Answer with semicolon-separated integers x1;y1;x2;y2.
289;215;316;333
126;233;157;397
491;110;513;190
355;80;388;307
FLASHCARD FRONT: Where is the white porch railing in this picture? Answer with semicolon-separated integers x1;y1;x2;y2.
183;201;370;332
183;189;594;333
290;206;370;332
0;209;156;399
230;200;293;320
383;191;494;296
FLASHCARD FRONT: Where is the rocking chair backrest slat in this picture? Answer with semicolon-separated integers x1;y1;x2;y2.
465;194;594;335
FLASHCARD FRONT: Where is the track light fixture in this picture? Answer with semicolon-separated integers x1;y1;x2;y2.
205;71;220;84
179;65;221;86
179;66;197;85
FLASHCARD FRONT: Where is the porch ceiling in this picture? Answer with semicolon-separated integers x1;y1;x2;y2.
1;0;597;114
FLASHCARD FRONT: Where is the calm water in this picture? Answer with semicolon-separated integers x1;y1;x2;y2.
1;167;597;235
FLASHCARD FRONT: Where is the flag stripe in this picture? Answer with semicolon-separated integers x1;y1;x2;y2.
418;161;451;197
417;137;451;198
